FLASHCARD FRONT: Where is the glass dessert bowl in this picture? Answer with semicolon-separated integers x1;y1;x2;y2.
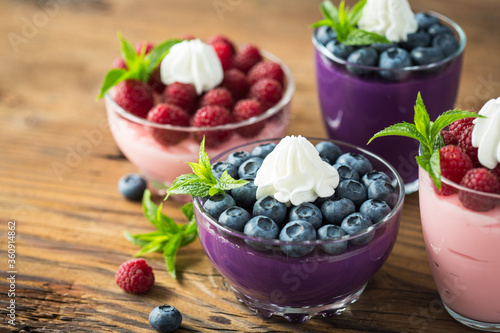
193;137;405;323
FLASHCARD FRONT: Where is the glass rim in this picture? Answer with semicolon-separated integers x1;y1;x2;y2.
427;168;500;199
312;11;467;73
104;49;295;132
193;137;405;246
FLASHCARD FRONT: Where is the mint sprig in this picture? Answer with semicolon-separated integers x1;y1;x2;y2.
311;0;390;46
367;93;483;190
166;138;249;199
124;189;197;279
96;32;181;99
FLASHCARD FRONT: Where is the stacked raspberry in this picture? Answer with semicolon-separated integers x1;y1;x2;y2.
111;34;286;148
438;118;500;211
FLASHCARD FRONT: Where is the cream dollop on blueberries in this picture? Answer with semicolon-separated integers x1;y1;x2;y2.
472;97;500;169
254;135;340;206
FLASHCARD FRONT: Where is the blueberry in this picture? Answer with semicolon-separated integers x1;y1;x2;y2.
321;197;356;225
238;157;263;179
251;143;276;159
218;206;251;232
226;151;251;168
118;173;147;201
253;195;288;226
149;305;182;333
335;180;367;209
410;46;444;66
378;47;412;80
325;40;356;60
399;31;431;51
336;152;373;176
316;26;337;46
244;216;280;251
317;224;348;255
212;161;238;180
361;170;391;188
341;213;374;246
415;12;440;30
372;42;396;53
279;220;317;257
432;33;459;57
367;179;399;209
231;177;258;210
359;199;392;224
203;192;236;220
315;141;343;164
428;23;454;37
333;163;360;182
313;193;336;209
289;203;323;229
346;47;378;75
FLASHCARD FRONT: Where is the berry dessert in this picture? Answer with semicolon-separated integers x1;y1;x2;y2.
115;258;155;293
99;33;294;193
312;0;465;192
369;95;500;330
167;136;404;323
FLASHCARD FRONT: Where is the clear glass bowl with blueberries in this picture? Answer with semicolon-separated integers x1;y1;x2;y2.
193;137;405;323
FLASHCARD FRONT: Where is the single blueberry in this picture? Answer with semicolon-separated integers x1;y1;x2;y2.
226;151;251;168
372;42;396;53
218;206;251;232
149;305;182;333
367;179;399;208
251;143;276;159
238;157;263;179
289;203;323;229
361;170;391;188
415;12;440;30
317;224;348;255
432;33;459;57
279;220;317;257
253;195;288;226
378;47;412;81
118;173;147;201
410;46;444;66
336;152;373;176
399;31;431;51
335;180;367;209
333;163;360;182
346;47;378;75
244;215;280;251
212;161;238;180
316;25;337;46
313;193;336;209
428;23;454;37
321;197;356;225
341;212;374;246
325;40;356;60
315;141;343;164
359;199;392;224
203;192;236;220
231;177;258;210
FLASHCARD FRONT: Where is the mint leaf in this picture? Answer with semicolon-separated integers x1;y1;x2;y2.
163;233;183;279
320;1;339;22
348;0;366;26
134;238;167;257
145;39;181;81
430;109;482;144
414;92;430;140
368;122;426;145
156;203;180;234
96;68;129;99
342;29;390;46
118;31;139;69
180;202;194;222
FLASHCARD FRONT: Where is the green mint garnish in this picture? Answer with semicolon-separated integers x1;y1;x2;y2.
311;0;391;46
367;92;483;190
124;189;197;279
96;32;181;99
166;138;249;199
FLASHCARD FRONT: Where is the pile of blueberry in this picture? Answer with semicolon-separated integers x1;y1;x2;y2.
202;141;400;258
315;12;460;80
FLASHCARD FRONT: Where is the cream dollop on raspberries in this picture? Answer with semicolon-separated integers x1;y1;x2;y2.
358;0;418;42
254;136;340;206
160;39;223;95
472;97;500;169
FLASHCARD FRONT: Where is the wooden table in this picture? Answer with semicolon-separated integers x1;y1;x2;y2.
1;0;499;332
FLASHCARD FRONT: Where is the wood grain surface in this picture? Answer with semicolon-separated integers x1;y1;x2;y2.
1;0;500;332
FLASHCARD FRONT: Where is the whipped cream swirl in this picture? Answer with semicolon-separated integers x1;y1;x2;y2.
254;136;340;206
160;39;223;95
471;97;500;169
358;0;418;42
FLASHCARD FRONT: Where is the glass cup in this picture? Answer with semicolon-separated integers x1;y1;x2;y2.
419;167;500;331
313;12;466;194
194;138;405;323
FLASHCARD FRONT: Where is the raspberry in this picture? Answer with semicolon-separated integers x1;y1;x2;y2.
437;145;474;195
212;41;233;71
135;41;154;55
199;87;233;110
459;168;500;211
221;69;249;101
111;57;127;70
115;258;155;293
192;106;233;147
114;79;154;118
248;60;284;85
233;44;262;73
457;125;479;166
163;82;197;114
448;117;474;138
147;103;190;145
207;34;236;55
440;130;458;146
248;78;283;111
233;99;264;137
490;164;500;180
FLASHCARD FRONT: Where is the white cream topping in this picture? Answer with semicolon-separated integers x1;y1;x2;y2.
358;0;418;42
160;39;223;95
254;136;340;206
472;97;500;169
